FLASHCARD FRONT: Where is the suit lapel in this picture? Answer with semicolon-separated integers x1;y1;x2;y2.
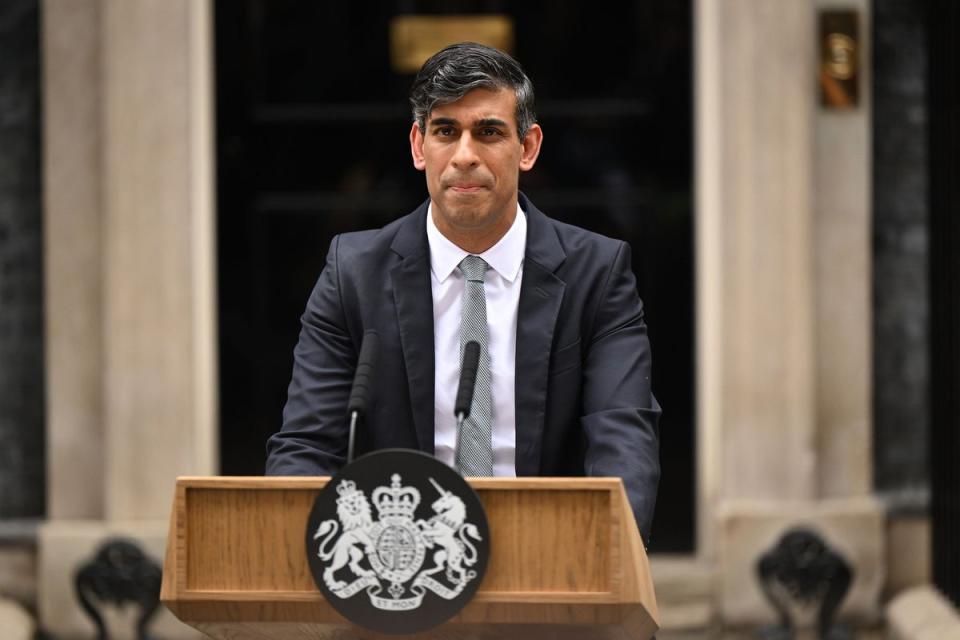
514;195;566;476
390;202;435;452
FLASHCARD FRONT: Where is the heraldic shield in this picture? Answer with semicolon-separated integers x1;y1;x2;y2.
305;449;491;635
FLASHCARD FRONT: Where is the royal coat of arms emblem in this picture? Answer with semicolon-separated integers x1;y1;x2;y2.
305;450;490;633
313;473;482;609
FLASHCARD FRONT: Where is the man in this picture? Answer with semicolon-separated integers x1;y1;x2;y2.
266;42;661;544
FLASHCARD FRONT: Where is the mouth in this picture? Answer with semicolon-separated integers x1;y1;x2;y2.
448;184;486;194
444;176;491;194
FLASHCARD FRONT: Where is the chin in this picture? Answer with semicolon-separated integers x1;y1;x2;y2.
439;199;483;221
448;209;490;229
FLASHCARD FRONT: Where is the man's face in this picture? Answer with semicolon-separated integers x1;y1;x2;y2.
410;88;542;250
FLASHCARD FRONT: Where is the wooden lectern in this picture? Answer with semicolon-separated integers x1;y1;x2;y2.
160;477;659;639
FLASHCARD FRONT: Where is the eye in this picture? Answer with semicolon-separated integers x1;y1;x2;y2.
433;126;455;137
480;127;503;137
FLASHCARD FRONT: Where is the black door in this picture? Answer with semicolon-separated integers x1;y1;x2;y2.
215;1;695;552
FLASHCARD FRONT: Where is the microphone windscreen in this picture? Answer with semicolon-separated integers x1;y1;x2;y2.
454;341;481;418
347;330;379;416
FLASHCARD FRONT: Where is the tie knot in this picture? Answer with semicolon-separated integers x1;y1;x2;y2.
459;255;488;282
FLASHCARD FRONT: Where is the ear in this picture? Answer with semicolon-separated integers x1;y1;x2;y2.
409;122;426;171
519;124;543;172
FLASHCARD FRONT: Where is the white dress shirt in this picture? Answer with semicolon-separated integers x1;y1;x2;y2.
427;202;526;476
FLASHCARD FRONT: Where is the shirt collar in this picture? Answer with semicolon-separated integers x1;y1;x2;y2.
426;201;527;284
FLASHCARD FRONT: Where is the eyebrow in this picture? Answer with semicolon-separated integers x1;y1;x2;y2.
476;118;509;128
428;117;510;128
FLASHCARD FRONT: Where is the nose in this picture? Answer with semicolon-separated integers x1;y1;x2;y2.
450;133;480;169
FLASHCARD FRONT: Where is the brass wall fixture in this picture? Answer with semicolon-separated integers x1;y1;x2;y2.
819;10;860;109
390;15;514;74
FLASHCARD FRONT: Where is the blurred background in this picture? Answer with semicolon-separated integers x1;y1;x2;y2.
0;0;957;638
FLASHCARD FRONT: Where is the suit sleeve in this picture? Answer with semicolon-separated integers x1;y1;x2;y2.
265;236;356;475
580;241;661;545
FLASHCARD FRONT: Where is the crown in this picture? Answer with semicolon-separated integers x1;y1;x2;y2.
335;479;362;503
372;474;421;519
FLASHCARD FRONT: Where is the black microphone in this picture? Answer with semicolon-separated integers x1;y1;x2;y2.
346;330;379;463
455;341;481;426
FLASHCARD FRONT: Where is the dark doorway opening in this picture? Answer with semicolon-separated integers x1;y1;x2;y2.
215;1;695;552
927;0;960;607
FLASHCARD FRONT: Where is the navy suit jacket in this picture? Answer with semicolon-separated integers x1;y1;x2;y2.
266;194;661;543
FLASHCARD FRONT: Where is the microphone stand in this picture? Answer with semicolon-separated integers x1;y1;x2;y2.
346;330;379;465
454;340;481;470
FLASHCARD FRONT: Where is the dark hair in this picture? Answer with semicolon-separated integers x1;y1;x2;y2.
409;42;537;140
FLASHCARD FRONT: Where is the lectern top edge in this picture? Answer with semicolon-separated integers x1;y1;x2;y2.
173;475;627;491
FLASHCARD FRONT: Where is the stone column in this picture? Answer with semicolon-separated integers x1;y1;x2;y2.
812;0;873;501
40;1;216;637
696;0;883;628
43;0;104;525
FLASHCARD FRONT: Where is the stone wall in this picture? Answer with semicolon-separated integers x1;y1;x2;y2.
887;586;960;639
0;0;44;519
40;1;217;635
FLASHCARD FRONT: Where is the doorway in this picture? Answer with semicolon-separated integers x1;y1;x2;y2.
215;1;695;552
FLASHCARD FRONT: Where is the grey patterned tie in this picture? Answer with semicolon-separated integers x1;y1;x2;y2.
456;255;494;476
